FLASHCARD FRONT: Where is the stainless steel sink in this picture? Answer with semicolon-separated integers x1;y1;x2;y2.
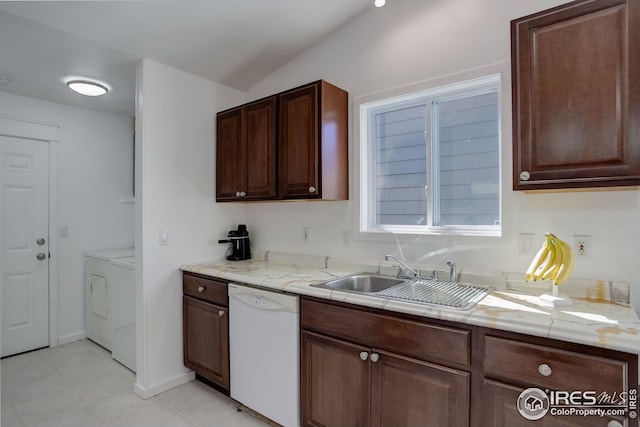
311;273;406;293
312;273;491;310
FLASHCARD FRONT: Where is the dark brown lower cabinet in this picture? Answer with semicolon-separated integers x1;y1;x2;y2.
301;331;470;427
183;296;229;390
302;332;371;427
182;272;230;392
301;297;472;427
371;349;469;427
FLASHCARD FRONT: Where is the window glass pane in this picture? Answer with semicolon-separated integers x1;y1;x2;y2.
436;92;499;226
375;104;427;225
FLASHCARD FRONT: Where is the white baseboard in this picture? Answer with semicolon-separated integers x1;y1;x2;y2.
57;332;86;346
134;371;195;399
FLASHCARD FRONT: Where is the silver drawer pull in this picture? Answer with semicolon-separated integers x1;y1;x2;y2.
538;363;552;377
197;286;205;293
359;351;368;361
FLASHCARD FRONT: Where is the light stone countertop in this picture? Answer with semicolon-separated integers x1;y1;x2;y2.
180;251;640;356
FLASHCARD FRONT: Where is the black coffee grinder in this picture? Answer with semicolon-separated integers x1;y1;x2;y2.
218;224;251;261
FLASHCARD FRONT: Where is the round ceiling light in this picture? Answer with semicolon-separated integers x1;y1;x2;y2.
66;80;109;97
374;0;386;7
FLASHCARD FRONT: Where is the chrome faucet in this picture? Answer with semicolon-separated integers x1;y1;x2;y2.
384;255;419;279
447;260;457;283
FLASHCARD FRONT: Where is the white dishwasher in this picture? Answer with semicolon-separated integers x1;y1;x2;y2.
228;283;300;427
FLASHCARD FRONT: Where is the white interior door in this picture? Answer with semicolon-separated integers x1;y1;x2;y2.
0;136;49;357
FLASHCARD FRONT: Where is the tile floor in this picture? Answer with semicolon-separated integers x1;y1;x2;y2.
1;339;273;427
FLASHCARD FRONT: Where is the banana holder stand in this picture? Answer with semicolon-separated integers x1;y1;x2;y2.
524;233;575;307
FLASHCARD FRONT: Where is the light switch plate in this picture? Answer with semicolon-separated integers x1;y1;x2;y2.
159;229;169;246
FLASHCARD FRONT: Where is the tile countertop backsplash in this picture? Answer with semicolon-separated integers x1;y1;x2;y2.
180;251;640;356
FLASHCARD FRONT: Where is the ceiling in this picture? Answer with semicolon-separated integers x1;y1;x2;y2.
0;1;372;117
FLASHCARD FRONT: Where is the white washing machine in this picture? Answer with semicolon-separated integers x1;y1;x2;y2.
84;248;134;350
109;256;136;372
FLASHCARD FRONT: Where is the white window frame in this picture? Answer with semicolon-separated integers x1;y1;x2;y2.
355;69;505;239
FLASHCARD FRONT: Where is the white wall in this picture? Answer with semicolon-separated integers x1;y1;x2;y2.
0;91;135;342
244;0;640;311
134;59;245;397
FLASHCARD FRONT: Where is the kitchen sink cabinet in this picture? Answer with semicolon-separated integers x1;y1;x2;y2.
480;329;637;427
512;0;640;190
302;331;372;427
182;272;229;392
215;80;348;202
301;297;471;427
216;97;277;201
278;80;348;200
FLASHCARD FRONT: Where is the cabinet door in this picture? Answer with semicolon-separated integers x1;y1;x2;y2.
481;379;624;427
278;83;320;198
216;107;244;201
183;296;229;390
301;331;371;427
244;97;277;199
512;0;640;190
371;350;470;427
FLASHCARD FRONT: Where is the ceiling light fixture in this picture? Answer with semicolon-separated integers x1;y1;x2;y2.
66;80;109;97
374;0;386;7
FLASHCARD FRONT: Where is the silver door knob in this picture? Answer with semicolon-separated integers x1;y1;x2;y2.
359;351;369;361
36;253;46;260
370;353;380;363
218;310;225;317
235;191;241;197
519;171;531;181
308;186;316;193
37;238;46;245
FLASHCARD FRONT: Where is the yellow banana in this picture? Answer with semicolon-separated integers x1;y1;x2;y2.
524;236;550;282
533;235;555;281
554;239;575;285
542;235;563;281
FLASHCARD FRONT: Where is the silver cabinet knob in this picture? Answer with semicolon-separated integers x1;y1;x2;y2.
240;191;246;197
538;363;552;377
37;238;46;246
235;191;241;197
308;186;316;193
370;353;380;363
36;253;46;260
359;351;369;361
519;171;531;181
218;310;225;317
197;286;205;293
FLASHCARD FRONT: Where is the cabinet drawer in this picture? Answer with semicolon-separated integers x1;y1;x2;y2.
301;298;470;367
484;335;628;392
183;273;228;306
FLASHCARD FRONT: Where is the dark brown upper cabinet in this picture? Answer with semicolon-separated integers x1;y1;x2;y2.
512;0;640;191
216;97;277;201
216;80;348;202
278;81;348;200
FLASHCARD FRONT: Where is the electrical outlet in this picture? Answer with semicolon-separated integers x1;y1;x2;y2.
573;234;591;258
519;233;535;255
